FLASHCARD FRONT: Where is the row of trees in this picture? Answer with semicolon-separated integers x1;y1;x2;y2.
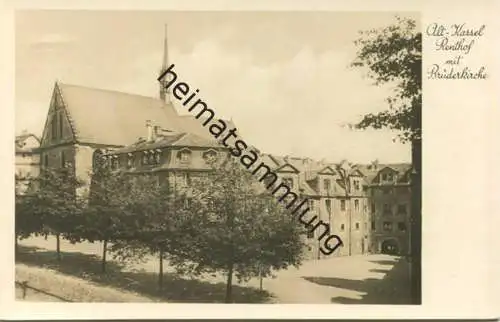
15;159;305;303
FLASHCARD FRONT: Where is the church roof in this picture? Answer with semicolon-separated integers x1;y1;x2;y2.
58;83;183;146
57;83;238;147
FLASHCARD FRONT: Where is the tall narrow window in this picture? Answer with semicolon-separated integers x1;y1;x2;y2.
307;199;315;211
383;203;391;215
61;151;65;168
51;114;57;139
325;199;331;214
324;179;331;192
59;113;63;138
354;199;359;211
340;199;346;211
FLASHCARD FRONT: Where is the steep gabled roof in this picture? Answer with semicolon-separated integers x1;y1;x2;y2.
15;132;40;153
57;83;182;146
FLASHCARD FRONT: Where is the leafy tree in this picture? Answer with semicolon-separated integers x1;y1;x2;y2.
15;173;43;253
168;160;305;303
34;166;85;261
351;16;421;143
120;174;189;291
74;166;135;273
350;15;422;304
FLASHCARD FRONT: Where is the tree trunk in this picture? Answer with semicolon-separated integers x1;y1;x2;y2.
158;248;164;292
225;261;234;303
259;265;263;291
101;239;108;273
56;233;61;261
410;138;422;304
15;234;18;256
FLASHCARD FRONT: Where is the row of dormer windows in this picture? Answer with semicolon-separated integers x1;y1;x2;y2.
101;149;219;169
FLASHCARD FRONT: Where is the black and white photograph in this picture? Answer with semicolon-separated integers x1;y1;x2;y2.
14;9;422;305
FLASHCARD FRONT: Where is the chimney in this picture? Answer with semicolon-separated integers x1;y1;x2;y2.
153;126;161;140
146;120;154;142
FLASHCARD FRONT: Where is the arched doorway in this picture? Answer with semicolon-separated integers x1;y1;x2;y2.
381;239;399;255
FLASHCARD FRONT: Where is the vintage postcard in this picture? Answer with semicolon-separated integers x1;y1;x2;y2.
1;0;498;320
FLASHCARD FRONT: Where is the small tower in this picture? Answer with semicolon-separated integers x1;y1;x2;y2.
159;24;171;103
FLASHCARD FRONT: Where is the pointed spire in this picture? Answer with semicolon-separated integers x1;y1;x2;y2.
159;23;170;103
162;24;169;70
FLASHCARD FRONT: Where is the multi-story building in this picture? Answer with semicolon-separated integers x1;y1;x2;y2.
259;155;371;259
15;131;40;193
95;120;228;191
358;161;412;255
31;25;412;259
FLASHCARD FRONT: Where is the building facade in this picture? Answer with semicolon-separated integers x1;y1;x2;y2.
15;132;40;193
358;161;412;256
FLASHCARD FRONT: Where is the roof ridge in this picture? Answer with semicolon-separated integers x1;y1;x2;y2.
57;82;166;102
169;132;190;146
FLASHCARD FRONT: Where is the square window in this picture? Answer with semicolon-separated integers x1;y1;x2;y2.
355;222;360;230
398;222;407;231
340;224;345;231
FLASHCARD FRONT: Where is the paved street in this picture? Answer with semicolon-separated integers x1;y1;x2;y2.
17;236;410;304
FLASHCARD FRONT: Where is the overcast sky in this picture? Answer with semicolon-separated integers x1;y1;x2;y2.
15;10;419;163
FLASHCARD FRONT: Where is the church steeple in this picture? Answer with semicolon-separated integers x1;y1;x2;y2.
159;24;170;103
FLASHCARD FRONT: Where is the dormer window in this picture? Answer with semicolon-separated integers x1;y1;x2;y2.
323;179;331;192
155;149;161;164
203;149;218;164
282;177;294;189
142;151;149;165
178;149;192;164
353;179;360;190
127;153;134;168
111;155;119;169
